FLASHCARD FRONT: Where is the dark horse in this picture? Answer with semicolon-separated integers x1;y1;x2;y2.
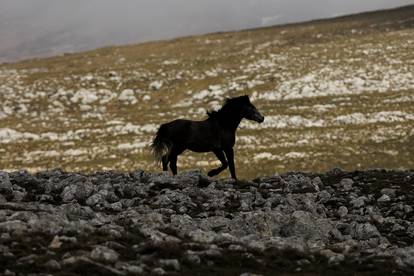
150;95;264;179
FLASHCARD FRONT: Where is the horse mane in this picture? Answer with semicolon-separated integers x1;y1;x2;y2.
207;95;250;120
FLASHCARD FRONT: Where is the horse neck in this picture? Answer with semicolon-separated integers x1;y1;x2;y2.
216;109;243;131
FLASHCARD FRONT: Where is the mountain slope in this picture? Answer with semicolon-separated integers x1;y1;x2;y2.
0;5;413;178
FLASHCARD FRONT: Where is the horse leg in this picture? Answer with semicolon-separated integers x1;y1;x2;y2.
169;154;178;175
224;147;237;179
162;155;168;171
208;150;228;177
168;147;184;175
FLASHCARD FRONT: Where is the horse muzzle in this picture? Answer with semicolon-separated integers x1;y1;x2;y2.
253;113;265;123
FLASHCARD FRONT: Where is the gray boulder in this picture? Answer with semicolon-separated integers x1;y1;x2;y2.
0;172;13;196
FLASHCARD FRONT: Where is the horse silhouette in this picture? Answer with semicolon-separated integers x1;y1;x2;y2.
151;95;264;179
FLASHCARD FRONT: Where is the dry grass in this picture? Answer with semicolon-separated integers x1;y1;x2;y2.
0;5;413;179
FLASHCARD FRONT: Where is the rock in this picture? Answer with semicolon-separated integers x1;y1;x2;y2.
62;256;124;275
90;245;119;264
404;205;413;214
320;249;345;265
318;190;331;203
0;172;13;196
395;246;414;269
340;178;353;191
350;223;381;240
60;176;94;203
380;188;396;198
281;211;333;241
189;229;217;243
284;174;319;193
350;196;366;208
12;190;26;202
229;211;284;238
49;236;62;249
3;270;16;276
185;250;201;264
86;193;106;206
44;259;61;270
159;259;180;271
377;194;391;202
124;265;144;274
406;224;414;237
337;206;348;218
62;203;95;221
110;202;123;212
152;267;166;275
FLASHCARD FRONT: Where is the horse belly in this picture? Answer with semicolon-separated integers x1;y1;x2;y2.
187;136;220;152
187;132;221;153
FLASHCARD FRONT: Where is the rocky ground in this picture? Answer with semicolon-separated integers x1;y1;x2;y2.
1;169;414;275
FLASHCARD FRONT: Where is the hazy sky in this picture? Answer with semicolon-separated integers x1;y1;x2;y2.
0;0;413;61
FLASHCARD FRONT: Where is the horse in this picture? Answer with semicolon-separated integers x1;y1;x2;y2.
150;95;264;179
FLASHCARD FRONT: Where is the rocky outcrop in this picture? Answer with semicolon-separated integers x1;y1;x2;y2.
0;169;413;275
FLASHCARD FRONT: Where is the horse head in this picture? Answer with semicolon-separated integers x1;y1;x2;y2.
239;95;264;123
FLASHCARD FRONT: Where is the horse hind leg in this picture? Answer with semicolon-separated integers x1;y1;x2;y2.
207;150;228;177
169;154;178;175
168;147;184;175
162;155;168;171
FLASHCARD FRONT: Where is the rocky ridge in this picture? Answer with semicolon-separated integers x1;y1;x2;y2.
1;169;414;275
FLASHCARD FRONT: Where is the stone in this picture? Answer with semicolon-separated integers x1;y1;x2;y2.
377;194;391;202
380;188;396;198
340;178;353;191
282;211;333;241
49;236;62;249
395;246;414;269
90;245;119;264
159;259;180;271
185;251;201;264
86;193;106;206
44;259;61;270
189;229;217;244
0;172;12;195
337;206;348;218
59;175;94;203
318;190;331;203
152;267;166;275
110;202;123;212
284;174;319;193
350;196;366;208
406;224;414;237
124;265;144;274
350;223;381;240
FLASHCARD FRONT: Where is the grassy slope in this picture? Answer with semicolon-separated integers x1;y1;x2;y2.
0;5;413;179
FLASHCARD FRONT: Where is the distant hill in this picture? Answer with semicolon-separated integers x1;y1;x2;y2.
1;3;413;63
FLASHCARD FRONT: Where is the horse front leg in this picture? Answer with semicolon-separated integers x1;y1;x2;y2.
224;147;237;180
207;150;228;177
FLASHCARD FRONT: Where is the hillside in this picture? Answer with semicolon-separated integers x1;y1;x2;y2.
1;5;414;178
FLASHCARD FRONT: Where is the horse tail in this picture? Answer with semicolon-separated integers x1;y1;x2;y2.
151;124;172;163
